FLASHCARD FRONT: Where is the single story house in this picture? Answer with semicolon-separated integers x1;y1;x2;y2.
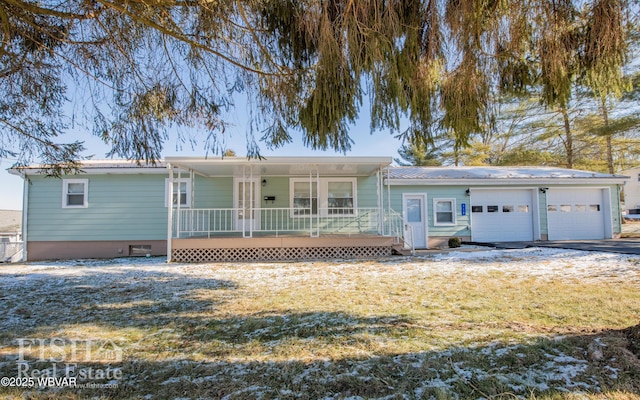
621;166;640;218
9;157;626;262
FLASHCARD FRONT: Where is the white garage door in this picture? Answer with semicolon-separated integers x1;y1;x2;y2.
471;189;534;242
547;189;606;240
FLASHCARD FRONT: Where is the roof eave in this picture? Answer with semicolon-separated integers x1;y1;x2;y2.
165;156;393;177
385;178;627;186
8;164;168;176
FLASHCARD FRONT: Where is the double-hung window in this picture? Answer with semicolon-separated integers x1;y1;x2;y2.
165;178;191;207
62;179;88;208
292;180;318;216
290;178;356;217
327;180;354;215
433;198;456;225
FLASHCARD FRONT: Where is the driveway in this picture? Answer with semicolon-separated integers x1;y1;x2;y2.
485;239;640;255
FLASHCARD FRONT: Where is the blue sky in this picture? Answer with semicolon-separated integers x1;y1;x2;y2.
0;122;407;210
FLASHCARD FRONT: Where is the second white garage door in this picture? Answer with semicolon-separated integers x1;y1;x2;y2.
546;188;607;240
471;189;535;242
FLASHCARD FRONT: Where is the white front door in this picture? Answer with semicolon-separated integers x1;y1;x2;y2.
403;194;427;249
234;178;260;236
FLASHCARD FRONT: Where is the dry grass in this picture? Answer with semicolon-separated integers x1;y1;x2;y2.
621;220;640;238
0;249;639;399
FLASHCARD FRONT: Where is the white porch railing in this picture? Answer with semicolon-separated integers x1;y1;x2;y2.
172;207;405;241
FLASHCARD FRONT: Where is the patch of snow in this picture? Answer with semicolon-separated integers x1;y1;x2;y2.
605;365;619;379
220;385;268;400
160;376;189;385
1;248;638;397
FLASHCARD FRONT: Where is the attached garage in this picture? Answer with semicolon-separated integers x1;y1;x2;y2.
386;166;625;246
470;189;537;242
546;188;611;240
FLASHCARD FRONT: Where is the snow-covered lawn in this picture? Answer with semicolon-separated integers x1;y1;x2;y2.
1;247;639;399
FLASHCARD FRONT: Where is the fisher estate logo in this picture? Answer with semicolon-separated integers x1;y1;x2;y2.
1;337;124;390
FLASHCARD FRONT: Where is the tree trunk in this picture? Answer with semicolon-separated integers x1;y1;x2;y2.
601;97;614;174
561;107;573;169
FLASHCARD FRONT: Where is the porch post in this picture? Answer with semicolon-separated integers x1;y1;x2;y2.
249;165;254;238
190;169;195;208
309;169;320;237
376;169;382;235
242;166;246;237
309;170;313;238
241;165;253;238
166;163;174;263
176;168;182;239
386;166;392;236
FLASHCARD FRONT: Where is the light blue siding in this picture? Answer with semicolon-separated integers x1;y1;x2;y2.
191;175;380;210
613;185;622;234
389;183;622;239
190;175;381;234
260;177;290;208
357;175;380;208
539;190;548;236
27;173;384;242
193;176;234;208
27;174;169;241
389;186;471;237
27;170;622;244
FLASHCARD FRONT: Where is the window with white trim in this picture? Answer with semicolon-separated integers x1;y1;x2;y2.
291;179;318;216
327;180;355;215
62;179;88;208
165;178;191;207
290;178;357;217
433;198;456;225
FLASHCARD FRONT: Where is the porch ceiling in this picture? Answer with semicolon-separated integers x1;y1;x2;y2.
165;156;392;177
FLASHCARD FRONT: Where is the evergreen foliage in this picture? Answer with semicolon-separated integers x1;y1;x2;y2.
0;0;637;174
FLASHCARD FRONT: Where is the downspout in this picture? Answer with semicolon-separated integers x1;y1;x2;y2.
166;163;174;263
21;172;29;262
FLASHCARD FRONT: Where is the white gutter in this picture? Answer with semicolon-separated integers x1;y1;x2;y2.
384;178;627;186
165;156;392;165
10;167;167;176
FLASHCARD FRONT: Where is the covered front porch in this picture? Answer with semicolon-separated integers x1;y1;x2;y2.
165;157;407;262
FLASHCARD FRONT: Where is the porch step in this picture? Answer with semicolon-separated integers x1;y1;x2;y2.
391;244;413;256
